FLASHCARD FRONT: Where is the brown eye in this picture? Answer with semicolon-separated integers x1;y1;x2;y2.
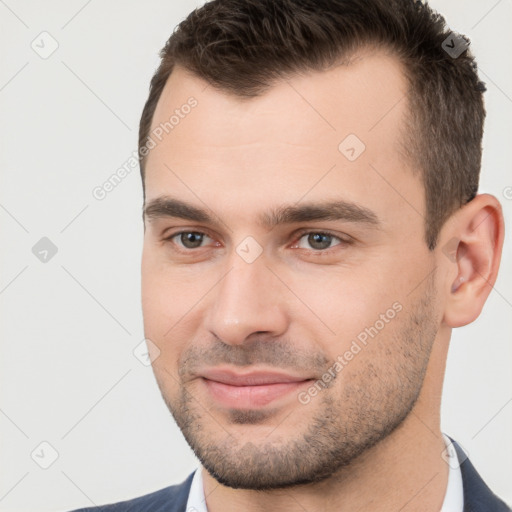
179;232;205;249
166;231;213;250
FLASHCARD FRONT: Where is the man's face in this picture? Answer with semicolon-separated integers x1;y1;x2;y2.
141;51;441;489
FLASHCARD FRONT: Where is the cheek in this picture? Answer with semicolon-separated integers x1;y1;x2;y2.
141;256;164;334
142;268;210;322
142;248;189;322
285;267;401;353
141;251;211;363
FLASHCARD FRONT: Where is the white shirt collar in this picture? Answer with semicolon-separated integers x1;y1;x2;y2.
185;433;464;512
185;463;208;512
440;433;464;512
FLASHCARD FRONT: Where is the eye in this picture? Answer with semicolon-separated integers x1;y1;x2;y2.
292;231;348;252
165;231;216;250
162;229;351;254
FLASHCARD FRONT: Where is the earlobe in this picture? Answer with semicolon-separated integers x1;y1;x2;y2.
441;194;504;328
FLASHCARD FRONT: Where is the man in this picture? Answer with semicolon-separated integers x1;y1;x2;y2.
71;0;510;510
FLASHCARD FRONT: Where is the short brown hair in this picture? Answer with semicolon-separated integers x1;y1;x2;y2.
139;0;486;249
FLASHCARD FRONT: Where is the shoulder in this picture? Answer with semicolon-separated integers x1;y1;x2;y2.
449;438;511;512
66;472;194;512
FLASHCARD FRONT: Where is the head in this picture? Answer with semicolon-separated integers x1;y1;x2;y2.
140;0;503;490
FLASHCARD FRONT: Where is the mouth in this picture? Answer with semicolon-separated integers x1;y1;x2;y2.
199;368;314;409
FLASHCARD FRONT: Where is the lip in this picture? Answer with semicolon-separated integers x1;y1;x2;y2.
199;368;313;408
200;368;310;386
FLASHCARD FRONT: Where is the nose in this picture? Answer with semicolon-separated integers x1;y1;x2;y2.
203;251;289;346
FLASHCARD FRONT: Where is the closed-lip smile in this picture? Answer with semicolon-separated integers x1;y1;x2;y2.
198;367;313;409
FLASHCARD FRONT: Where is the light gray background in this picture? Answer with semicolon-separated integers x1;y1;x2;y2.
1;1;511;510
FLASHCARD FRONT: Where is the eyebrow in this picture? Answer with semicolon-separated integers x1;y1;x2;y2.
143;196;380;229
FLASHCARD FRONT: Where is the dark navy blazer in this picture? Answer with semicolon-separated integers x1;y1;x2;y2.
68;439;511;511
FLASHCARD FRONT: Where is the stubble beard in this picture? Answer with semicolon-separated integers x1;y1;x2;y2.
155;280;438;490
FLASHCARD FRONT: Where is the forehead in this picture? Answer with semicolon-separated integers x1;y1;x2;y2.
149;50;408;149
144;50;424;235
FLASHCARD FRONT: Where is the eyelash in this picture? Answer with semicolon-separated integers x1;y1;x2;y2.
162;229;352;255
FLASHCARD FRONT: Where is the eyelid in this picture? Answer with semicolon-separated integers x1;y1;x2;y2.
292;228;352;243
162;228;353;253
162;229;216;250
290;229;352;253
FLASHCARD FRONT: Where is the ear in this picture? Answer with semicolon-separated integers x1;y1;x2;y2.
440;193;505;328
